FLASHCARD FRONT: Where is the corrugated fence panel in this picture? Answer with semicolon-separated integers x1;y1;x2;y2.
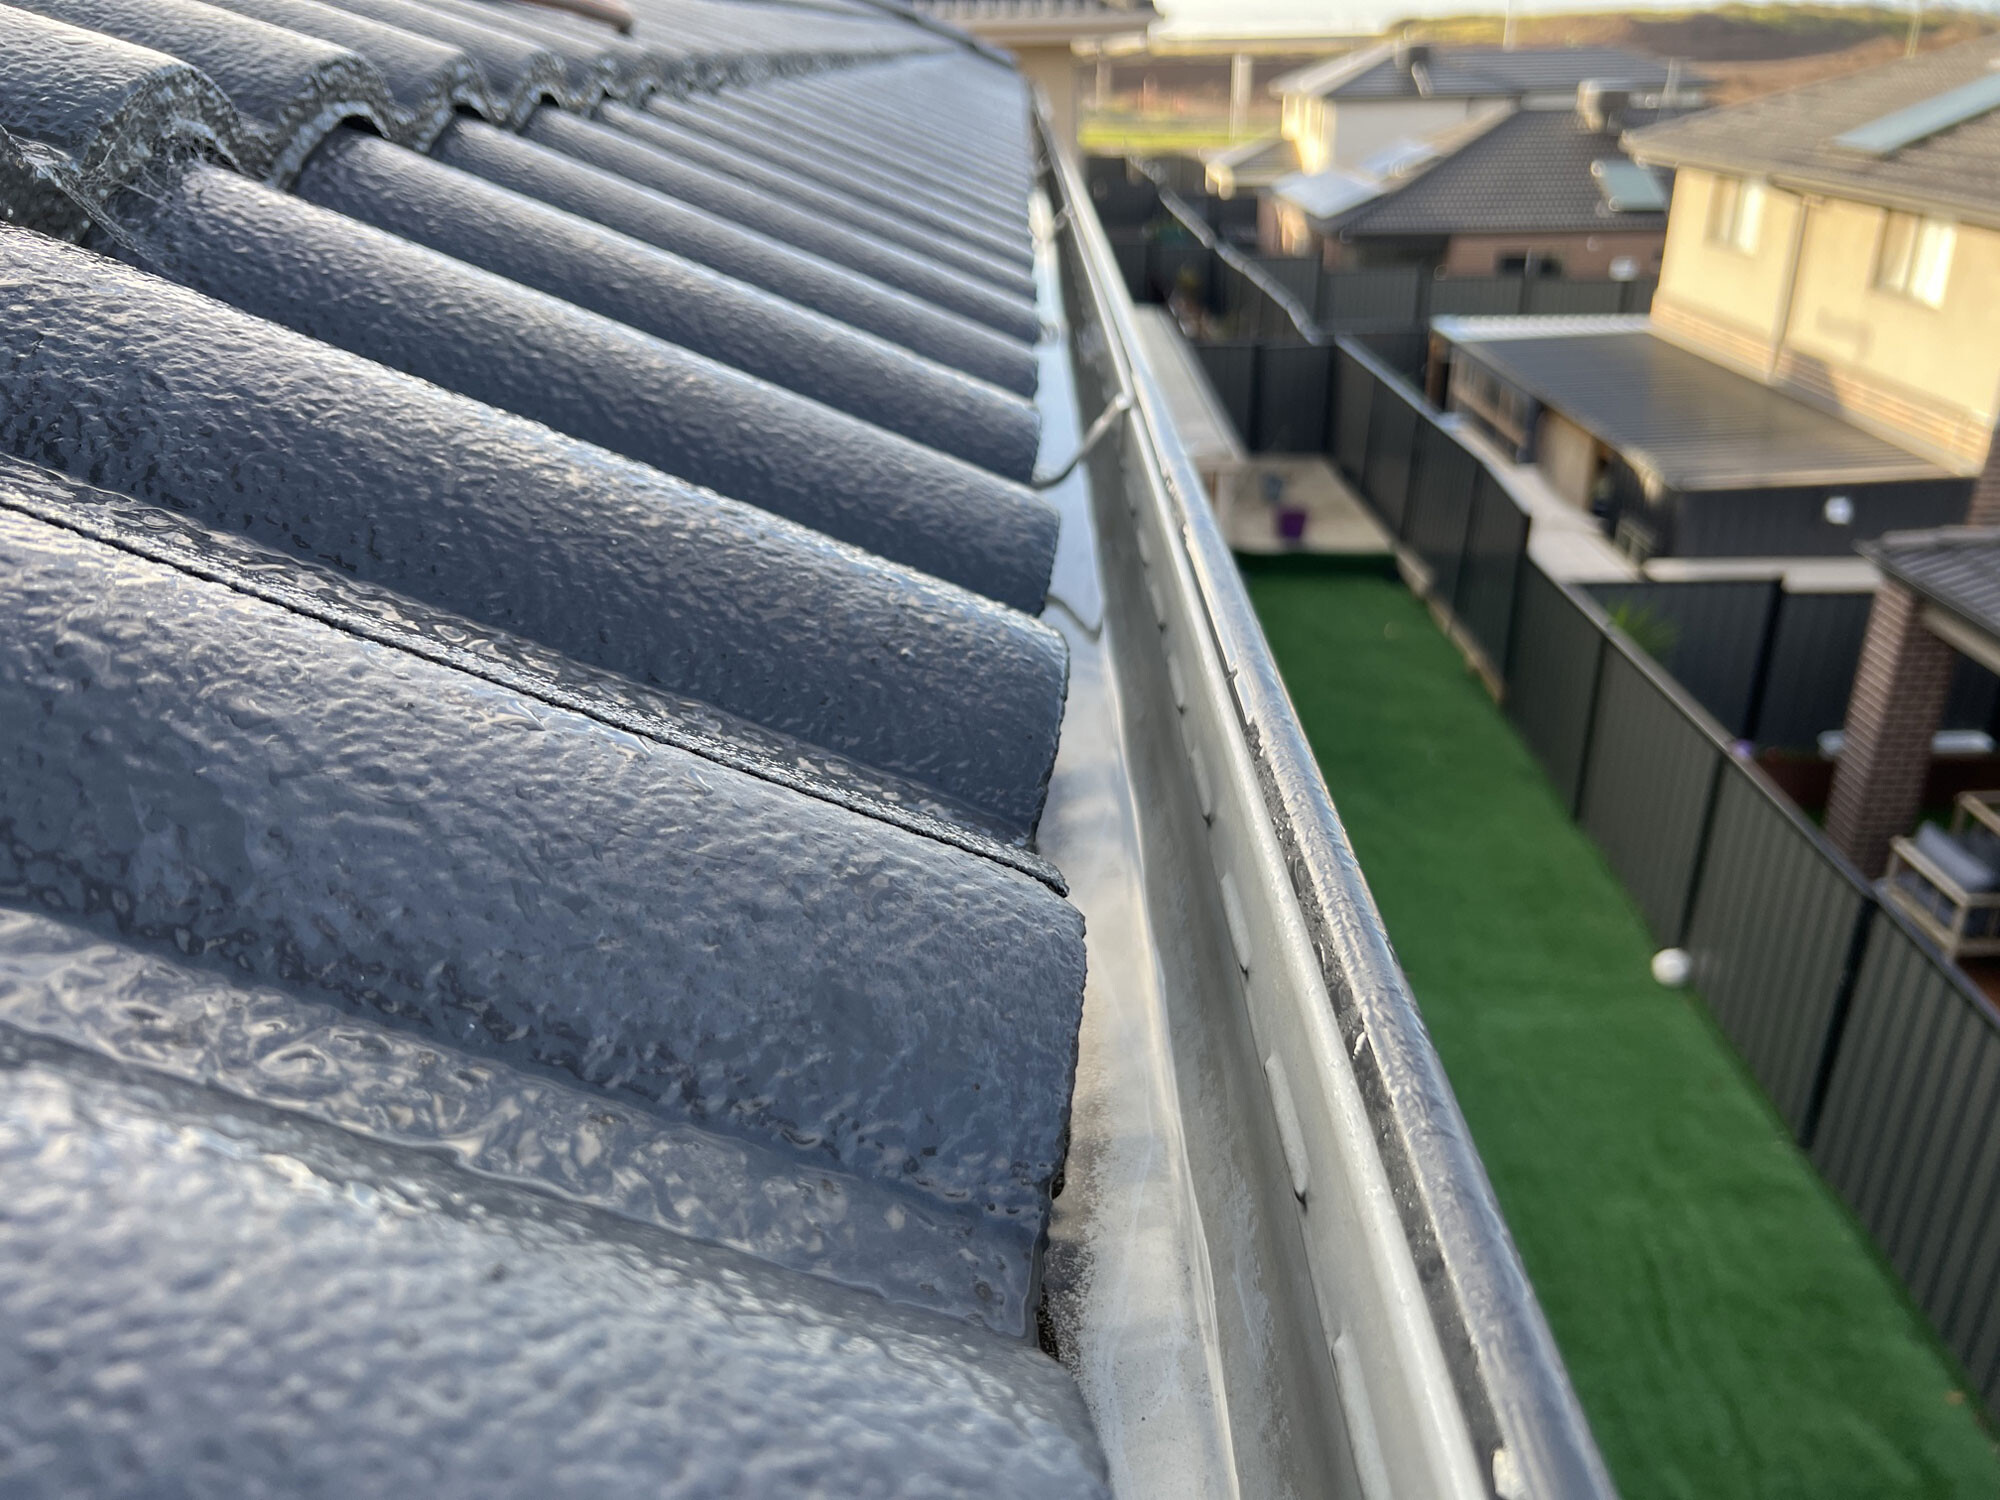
1361;384;1419;533
1576;645;1724;943
1429;277;1524;318
1620;277;1659;314
1682;766;1871;1133
1109;231;1148;301
1756;590;1871;749
1811;915;2000;1410
1588;579;1778;739
1333;347;1375;484
1249;255;1319;312
1193;341;1257;449
1405;420;1478;602
1506;563;1605;812
1254;343;1331;453
1384;418;1448;548
1523;279;1627;316
1453;465;1528;669
1147;238;1209;304
1320;266;1425;327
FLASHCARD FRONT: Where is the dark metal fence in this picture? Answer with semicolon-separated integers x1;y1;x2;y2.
1327;334;2000;1418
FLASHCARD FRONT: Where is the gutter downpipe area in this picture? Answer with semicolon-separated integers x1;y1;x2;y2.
1037;104;1620;1500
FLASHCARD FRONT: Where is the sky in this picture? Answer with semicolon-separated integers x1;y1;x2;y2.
1152;0;1947;38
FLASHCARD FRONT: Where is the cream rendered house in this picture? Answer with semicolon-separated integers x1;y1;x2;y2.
1628;42;2000;476
1428;42;2000;563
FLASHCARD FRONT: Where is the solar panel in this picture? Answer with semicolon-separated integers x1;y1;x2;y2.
1834;69;2000;156
1591;157;1668;212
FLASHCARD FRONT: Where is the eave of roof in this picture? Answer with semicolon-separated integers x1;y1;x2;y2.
1864;527;2000;647
1625;35;2000;229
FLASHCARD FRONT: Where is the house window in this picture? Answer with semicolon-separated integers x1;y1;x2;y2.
1705;175;1764;253
1875;211;1955;308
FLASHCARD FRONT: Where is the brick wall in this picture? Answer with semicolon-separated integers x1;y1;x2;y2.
1826;580;1957;876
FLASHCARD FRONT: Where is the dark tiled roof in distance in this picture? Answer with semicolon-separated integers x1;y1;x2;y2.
1867;528;2000;642
0;0;1111;1486
1279;43;1680;101
1448;326;1949;489
1326;105;1679;236
1627;34;2000;227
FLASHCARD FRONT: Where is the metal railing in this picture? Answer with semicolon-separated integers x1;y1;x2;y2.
1052;114;1618;1500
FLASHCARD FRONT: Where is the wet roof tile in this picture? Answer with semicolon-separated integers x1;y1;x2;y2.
0;0;1103;1481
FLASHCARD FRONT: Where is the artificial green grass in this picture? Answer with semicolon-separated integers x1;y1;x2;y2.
1241;556;2000;1500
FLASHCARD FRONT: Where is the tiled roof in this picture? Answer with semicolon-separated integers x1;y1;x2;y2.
1326;105;1680;237
1275;42;1682;102
1443;324;1950;489
0;0;1111;1488
1867;528;2000;643
1626;34;2000;227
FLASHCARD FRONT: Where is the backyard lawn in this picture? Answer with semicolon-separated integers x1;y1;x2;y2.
1242;555;2000;1500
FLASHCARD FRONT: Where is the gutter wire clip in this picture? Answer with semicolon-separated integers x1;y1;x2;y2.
1033;392;1132;490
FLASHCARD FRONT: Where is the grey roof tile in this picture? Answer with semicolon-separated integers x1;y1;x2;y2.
11;0;397;179
0;1024;1109;1497
1866;528;2000;639
0;3;240;236
534;104;1041;335
317;0;571;121
0;226;1065;832
203;0;495;144
0;0;1102;1482
0;474;1085;1292
1329;105;1680;236
99;158;1057;604
1627;34;2000;226
431;115;1040;390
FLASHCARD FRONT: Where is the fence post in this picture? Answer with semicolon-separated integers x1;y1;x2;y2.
1672;755;1730;946
1738;579;1788;744
1568;630;1613;820
1796;900;1880;1149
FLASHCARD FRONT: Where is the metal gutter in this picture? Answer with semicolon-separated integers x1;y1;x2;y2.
1042;108;1619;1499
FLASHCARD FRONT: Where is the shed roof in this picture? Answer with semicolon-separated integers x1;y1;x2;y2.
1439;321;1950;490
1626;34;2000;227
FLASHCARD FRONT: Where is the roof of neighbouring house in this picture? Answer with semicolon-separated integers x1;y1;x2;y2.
0;0;1115;1490
1271;41;1688;102
1436;320;1952;490
1866;528;2000;645
911;0;1155;42
1316;101;1684;237
1626;34;2000;228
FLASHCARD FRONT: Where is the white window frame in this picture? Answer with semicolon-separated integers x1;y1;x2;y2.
1875;210;1955;309
1705;174;1765;254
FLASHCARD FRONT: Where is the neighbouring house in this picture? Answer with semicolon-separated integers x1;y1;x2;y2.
1828;517;2000;881
914;0;1157;143
1431;38;2000;563
1294;82;1685;276
1203;132;1300;200
1269;39;1691;170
